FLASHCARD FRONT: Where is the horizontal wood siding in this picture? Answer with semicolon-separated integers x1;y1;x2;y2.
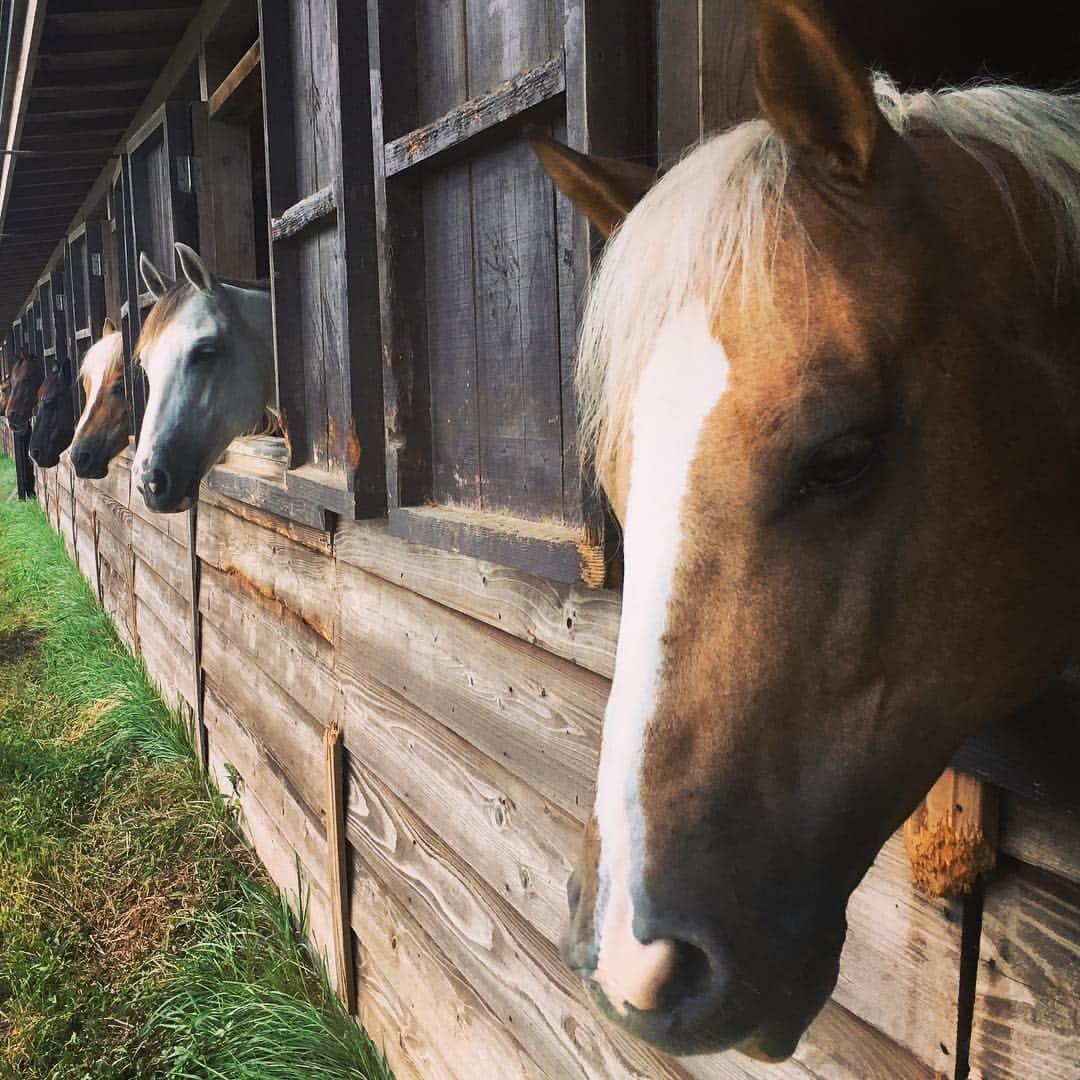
19;381;1079;1080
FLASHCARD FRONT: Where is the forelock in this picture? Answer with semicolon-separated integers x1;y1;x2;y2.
134;281;198;362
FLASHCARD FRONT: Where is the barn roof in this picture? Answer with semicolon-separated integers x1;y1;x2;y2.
0;0;200;324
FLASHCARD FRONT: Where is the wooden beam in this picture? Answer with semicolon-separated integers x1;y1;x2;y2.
384;55;565;177
0;0;49;246
207;38;260;121
389;505;606;588
904;768;998;898
324;720;356;1013
269;185;336;242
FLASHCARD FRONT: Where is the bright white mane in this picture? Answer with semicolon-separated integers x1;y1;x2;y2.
577;74;1080;490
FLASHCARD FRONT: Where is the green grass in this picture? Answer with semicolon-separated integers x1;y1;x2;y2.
0;455;392;1080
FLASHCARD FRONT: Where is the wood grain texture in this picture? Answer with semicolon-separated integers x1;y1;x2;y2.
204;697;336;968
334;518;620;677
196;499;337;642
337;559;605;820
269;184;335;242
384;55;565;177
970;859;1080;1080
350;857;546;1080
338;657;578;945
200;618;329;820
344;759;695;1079
836;832;963;1074
999;797;1080;886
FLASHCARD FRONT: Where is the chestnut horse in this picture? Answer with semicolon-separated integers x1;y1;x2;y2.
531;0;1080;1060
134;243;274;513
28;361;75;469
4;351;45;435
69;320;128;479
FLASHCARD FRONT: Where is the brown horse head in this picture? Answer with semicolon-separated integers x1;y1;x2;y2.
532;0;1080;1059
69;319;128;479
5;351;45;434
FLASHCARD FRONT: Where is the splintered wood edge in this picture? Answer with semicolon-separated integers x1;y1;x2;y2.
904;768;999;898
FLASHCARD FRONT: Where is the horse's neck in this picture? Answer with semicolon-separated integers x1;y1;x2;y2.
221;283;277;408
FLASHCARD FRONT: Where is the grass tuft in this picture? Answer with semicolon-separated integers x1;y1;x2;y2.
0;455;391;1080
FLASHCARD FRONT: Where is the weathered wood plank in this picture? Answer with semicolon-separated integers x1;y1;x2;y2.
196;499;337;642
98;556;136;653
203;464;332;532
200;619;329;819
323;723;355;1012
345;762;696;1080
390;505;603;587
131;513;191;599
339;658;577;945
334;518;620;676
384;56;565;177
836;832;963;1074
970;859;1080;1080
205;703;336;969
350;856;546;1080
269;184;335;242
999;797;1080;886
337;559;605;820
199;560;339;757
134;556;190;643
134;595;195;710
423;160;480;508
208;39;261;122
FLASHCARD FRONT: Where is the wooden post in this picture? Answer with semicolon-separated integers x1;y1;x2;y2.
187;504;207;769
903;767;998;897
324;719;356;1012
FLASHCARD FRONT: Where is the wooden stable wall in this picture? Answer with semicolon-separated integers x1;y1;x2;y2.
21;442;1079;1080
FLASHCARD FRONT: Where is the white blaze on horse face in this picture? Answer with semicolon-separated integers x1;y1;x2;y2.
594;300;730;1014
133;297;220;478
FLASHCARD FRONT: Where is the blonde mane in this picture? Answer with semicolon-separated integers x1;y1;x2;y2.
79;330;124;388
577;74;1080;490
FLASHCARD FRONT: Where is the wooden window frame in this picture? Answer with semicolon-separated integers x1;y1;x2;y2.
63;220;108;416
253;0;386;526
366;0;651;586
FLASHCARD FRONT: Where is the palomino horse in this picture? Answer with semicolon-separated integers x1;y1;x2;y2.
134;243;274;513
28;361;75;469
69;320;128;479
4;351;45;434
530;0;1080;1059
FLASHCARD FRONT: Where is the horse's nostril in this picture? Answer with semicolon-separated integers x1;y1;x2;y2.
28;448;39;463
660;939;713;1010
144;468;169;497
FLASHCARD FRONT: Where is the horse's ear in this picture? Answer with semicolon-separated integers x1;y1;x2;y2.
527;129;656;237
101;316;117;336
139;252;172;300
175;242;215;294
752;0;881;184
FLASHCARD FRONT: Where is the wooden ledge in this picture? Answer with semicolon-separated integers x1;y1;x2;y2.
389;504;604;587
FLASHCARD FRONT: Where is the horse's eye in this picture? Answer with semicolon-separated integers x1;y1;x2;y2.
800;432;878;495
192;343;217;364
111;381;125;397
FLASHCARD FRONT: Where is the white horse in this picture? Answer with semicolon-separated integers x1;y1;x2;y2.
134;242;275;513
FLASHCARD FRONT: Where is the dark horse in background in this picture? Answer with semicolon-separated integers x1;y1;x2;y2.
530;0;1080;1060
4;351;44;499
28;361;76;470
